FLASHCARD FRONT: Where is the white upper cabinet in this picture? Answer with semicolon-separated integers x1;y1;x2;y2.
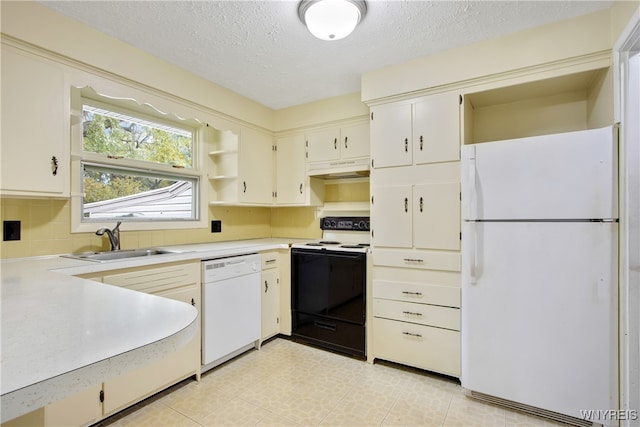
372;182;460;251
276;134;306;204
371;92;460;169
339;122;370;159
205;125;274;205
306;128;340;163
238;127;274;205
1;45;69;197
370;103;412;168
276;134;324;205
412;93;460;165
306;121;370;164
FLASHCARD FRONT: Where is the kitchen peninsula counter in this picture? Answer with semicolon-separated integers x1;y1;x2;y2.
0;238;300;423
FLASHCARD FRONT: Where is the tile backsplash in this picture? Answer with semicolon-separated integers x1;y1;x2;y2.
0;198;270;259
0;181;370;259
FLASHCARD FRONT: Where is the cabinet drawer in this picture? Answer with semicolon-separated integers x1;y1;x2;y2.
373;318;460;377
373;280;460;308
373;299;460;330
261;251;279;270
373;248;460;272
102;262;200;294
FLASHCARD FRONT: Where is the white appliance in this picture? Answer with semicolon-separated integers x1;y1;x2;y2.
201;253;261;371
461;126;619;426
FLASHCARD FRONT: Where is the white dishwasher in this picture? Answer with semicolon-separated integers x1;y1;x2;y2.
201;253;261;371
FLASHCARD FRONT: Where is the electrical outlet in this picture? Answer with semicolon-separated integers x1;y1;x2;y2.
211;220;222;233
3;221;21;241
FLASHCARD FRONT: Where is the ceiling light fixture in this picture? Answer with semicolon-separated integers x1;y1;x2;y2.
298;0;367;41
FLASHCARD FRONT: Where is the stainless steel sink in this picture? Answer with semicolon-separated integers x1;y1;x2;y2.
61;248;177;262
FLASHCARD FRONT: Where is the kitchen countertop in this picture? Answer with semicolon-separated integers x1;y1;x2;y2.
0;238;299;422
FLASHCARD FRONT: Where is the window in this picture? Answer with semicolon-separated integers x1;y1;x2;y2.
81;164;197;221
71;87;205;232
82;104;193;168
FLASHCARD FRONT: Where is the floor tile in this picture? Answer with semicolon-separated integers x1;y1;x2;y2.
318;384;397;427
443;393;506;427
103;399;200;427
198;396;270;426
99;339;576;427
381;384;453;427
505;409;575;427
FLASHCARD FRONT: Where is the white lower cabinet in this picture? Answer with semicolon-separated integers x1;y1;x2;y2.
371;274;461;377
38;261;201;427
101;262;201;416
44;385;102;427
372;317;460;376
260;251;280;341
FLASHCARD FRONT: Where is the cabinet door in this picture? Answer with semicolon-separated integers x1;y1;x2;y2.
413;93;460;165
238;128;273;204
103;284;200;415
370;103;412;168
340;122;370;159
261;268;280;340
372;185;413;248
306;127;340;163
413;182;461;251
1;46;69;197
45;384;102;427
276;134;307;204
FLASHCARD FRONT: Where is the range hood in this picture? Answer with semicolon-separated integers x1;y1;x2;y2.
307;157;370;179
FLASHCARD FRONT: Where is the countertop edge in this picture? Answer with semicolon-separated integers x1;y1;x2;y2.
0;306;198;423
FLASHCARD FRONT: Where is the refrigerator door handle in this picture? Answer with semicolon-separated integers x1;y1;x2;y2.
466;146;477;220
468;221;478;284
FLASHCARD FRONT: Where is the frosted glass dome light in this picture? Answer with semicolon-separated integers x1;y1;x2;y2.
298;0;367;41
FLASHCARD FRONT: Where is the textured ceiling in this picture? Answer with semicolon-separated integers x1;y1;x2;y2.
40;0;613;110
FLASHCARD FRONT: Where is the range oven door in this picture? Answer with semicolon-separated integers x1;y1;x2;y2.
291;248;366;357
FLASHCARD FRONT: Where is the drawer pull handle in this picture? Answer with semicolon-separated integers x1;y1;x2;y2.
402;311;423;316
402;331;422;338
402;291;423;296
265;259;276;264
403;258;424;263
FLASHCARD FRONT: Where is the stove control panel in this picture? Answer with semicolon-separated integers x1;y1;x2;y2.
321;216;370;231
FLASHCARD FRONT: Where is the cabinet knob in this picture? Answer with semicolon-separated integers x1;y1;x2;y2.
299;183;303;194
419;197;424;212
265;280;269;293
404;138;408;152
243;181;247;193
344;136;348;149
419;135;424;151
191;298;196;306
334;138;337;150
404;197;408;212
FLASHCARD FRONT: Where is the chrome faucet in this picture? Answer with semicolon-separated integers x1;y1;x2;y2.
96;221;121;251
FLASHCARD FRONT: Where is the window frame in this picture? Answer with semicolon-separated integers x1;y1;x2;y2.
71;86;208;233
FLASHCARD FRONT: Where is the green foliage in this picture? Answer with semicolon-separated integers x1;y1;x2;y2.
82;109;192;203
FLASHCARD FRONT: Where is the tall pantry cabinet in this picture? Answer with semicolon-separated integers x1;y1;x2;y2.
369;91;462;378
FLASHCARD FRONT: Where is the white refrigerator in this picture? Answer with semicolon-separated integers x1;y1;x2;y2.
461;126;619;425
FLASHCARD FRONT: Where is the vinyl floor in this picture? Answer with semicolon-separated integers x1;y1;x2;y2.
96;338;571;427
